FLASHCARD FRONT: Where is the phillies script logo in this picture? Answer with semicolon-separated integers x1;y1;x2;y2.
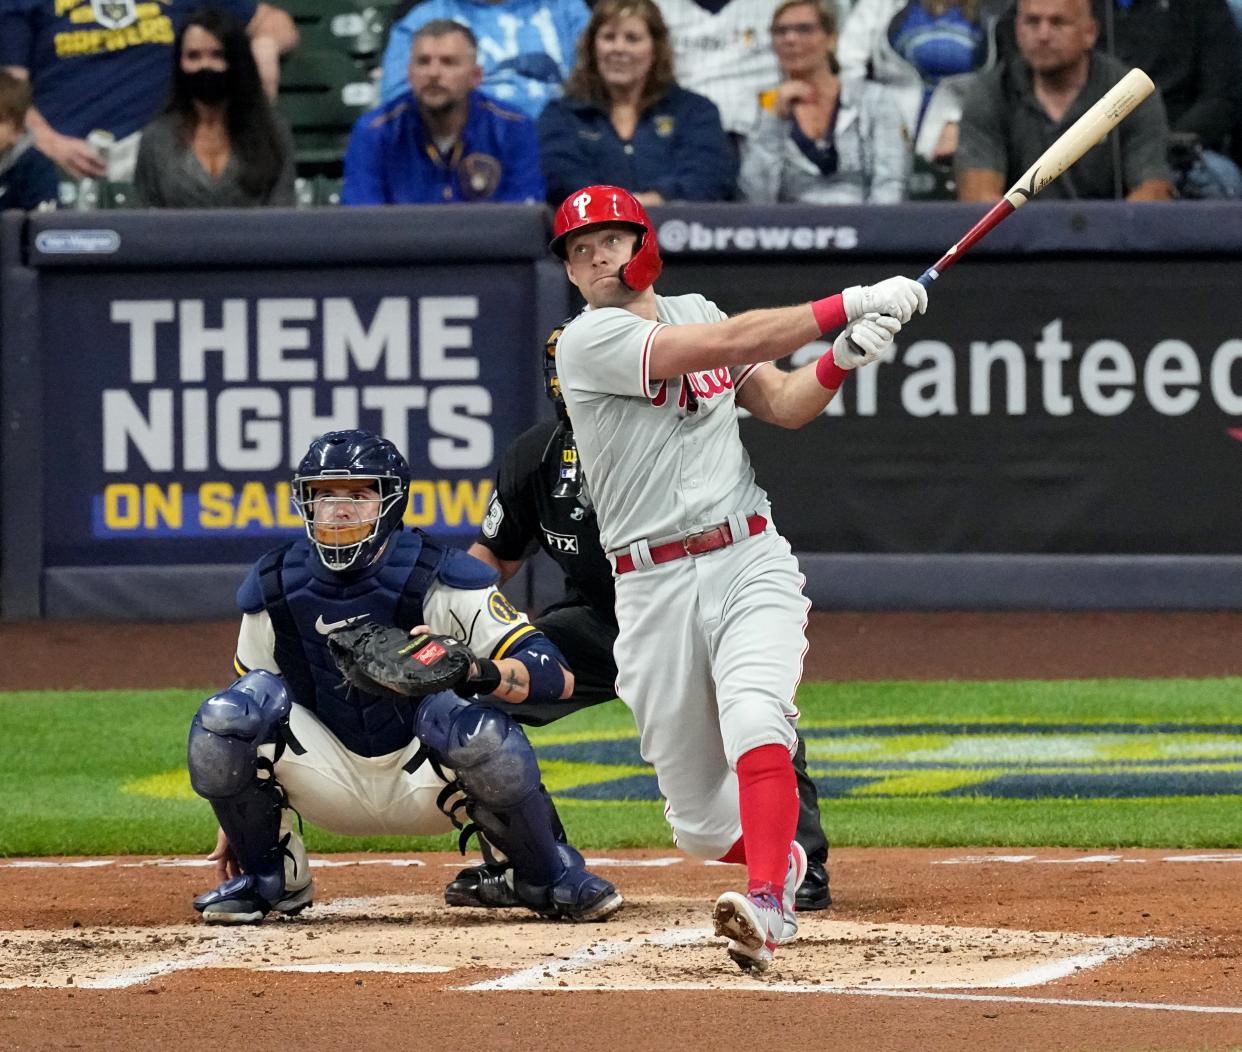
651;368;734;408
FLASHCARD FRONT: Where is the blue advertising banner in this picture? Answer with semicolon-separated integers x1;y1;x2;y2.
40;264;539;568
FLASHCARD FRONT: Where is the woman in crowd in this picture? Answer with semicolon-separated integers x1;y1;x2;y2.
135;7;296;208
836;0;1001;163
536;0;736;206
739;0;910;204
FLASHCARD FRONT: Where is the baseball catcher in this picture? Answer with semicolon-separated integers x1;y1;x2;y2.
186;429;622;926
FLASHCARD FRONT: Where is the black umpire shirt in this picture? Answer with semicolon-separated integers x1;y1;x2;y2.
475;419;616;622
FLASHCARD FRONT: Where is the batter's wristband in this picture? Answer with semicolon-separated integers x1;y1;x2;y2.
811;294;847;335
816;352;849;391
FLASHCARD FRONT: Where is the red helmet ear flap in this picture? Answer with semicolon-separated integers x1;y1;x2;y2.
550;185;663;292
620;227;662;291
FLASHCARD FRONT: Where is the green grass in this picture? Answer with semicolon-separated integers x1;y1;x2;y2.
2;678;1241;856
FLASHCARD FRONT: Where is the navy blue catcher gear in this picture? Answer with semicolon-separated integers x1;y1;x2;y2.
188;671;311;921
415;691;622;921
293;430;410;572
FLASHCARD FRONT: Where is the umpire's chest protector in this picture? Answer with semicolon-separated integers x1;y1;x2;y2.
238;530;486;757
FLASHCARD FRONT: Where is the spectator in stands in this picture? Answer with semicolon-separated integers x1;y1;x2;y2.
995;0;1242;198
537;0;735;205
0;69;57;211
1093;0;1242;198
956;0;1172;201
0;0;297;184
380;0;590;121
343;20;544;204
134;9;295;208
837;0;1005;163
654;0;780;140
739;0;909;204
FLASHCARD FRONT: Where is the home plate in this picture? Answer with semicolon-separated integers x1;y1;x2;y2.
0;894;1160;992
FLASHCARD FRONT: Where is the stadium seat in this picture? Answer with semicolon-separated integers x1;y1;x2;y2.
278;48;378;171
908;156;957;201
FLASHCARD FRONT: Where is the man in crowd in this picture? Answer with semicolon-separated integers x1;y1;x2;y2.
343;19;544;204
380;0;590;121
956;0;1172;201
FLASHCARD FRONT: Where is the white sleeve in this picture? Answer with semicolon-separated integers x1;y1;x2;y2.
234;611;279;676
420;579;541;661
557;308;665;399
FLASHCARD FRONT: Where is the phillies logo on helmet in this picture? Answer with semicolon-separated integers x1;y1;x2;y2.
549;185;663;292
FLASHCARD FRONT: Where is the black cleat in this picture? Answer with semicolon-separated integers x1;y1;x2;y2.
795;858;831;911
443;861;521;909
192;875;314;925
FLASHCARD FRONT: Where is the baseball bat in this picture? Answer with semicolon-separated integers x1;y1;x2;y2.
916;67;1156;288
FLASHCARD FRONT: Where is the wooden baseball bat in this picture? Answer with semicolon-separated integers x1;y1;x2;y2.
916;67;1156;288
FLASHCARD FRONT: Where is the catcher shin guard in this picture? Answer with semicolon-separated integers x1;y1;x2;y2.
416;693;621;921
187;672;310;918
415;692;562;886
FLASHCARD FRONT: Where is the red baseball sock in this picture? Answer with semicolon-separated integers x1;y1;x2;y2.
736;743;799;894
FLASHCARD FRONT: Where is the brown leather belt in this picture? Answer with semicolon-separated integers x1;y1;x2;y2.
613;514;768;575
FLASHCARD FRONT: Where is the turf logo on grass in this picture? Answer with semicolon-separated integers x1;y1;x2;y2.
540;722;1242;801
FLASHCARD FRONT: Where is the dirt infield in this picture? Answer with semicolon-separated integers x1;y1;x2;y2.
3;611;1242;1051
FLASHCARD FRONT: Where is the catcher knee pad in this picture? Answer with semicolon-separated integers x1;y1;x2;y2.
187;670;291;799
415;692;540;808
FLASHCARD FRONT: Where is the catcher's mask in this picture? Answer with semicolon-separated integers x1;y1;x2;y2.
293;430;410;572
549;185;662;292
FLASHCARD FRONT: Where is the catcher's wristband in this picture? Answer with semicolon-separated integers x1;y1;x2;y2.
815;352;849;391
466;658;502;696
810;294;846;336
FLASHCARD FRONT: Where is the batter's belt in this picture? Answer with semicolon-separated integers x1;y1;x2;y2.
609;513;768;575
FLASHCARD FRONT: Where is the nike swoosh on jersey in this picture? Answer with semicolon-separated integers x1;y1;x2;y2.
314;613;370;635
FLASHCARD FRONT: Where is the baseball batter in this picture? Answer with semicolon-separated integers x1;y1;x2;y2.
551;184;926;971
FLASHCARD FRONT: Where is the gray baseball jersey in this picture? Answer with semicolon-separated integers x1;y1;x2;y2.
556;292;808;860
556;293;771;553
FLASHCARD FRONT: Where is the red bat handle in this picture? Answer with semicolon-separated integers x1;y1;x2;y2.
916;200;1016;288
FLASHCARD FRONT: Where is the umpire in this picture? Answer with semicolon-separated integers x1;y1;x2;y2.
461;324;832;912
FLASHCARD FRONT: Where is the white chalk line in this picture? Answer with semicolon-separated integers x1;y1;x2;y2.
6;853;1242;870
0;856;686;870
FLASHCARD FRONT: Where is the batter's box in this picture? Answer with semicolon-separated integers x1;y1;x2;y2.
463;919;1162;992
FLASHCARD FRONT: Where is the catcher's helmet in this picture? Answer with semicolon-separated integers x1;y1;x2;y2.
543;319;571;424
293;430;410;572
549;185;662;291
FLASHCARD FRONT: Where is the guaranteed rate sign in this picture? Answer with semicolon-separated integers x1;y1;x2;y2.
41;268;535;567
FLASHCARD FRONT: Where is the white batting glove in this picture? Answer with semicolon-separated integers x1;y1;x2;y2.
832;312;901;369
842;276;928;323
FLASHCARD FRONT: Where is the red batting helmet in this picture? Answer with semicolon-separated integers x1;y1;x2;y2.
549;185;663;291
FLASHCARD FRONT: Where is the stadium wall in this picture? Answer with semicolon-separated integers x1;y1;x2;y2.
1;202;1240;619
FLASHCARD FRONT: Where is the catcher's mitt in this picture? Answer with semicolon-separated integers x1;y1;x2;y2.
328;623;475;699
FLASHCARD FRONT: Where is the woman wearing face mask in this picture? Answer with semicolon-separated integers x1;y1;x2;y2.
536;0;737;207
134;7;296;207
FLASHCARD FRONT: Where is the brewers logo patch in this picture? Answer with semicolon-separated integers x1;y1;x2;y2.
488;591;519;623
460;154;502;199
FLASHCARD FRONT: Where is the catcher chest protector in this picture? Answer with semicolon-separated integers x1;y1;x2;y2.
244;531;461;757
550;185;663;291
